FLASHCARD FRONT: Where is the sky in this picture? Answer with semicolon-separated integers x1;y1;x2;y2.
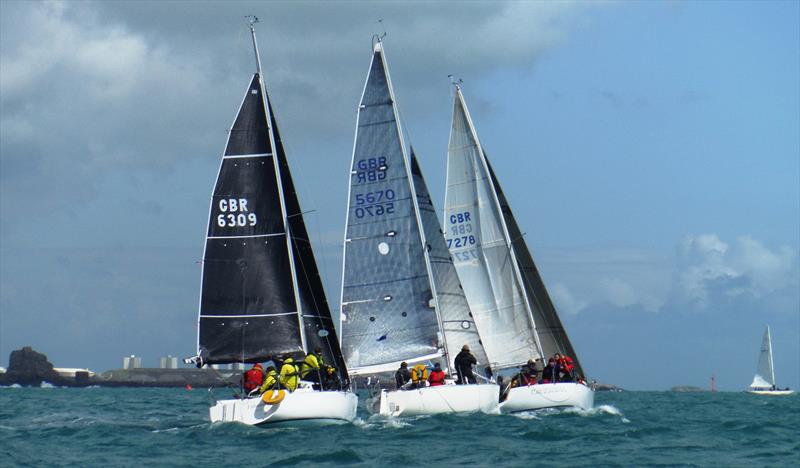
1;0;798;391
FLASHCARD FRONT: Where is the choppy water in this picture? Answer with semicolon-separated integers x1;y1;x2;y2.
1;386;797;466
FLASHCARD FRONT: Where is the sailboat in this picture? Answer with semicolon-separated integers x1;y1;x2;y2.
339;39;499;417
186;19;358;425
443;84;593;412
747;326;794;395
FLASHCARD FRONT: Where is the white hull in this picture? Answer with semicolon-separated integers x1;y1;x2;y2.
747;389;795;396
500;382;594;413
209;387;358;425
375;384;500;417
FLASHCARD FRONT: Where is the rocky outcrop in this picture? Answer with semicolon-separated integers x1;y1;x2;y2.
1;346;62;386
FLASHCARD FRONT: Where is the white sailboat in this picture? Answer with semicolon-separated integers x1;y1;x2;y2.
186;19;357;425
443;84;593;412
747;326;794;396
339;39;499;417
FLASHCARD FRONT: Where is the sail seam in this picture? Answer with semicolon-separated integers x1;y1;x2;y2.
222;153;273;159
207;233;285;240
201;312;298;318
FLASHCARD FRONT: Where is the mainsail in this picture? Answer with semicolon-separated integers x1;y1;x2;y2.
340;42;487;375
195;30;346;378
444;86;584;376
750;326;775;389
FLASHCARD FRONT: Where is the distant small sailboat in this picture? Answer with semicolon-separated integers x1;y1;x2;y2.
443;84;593;411
185;18;357;425
339;38;499;417
747;326;794;396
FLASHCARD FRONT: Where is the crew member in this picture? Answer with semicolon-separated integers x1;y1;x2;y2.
395;362;411;389
321;365;341;391
410;363;429;389
279;354;299;392
454;344;477;384
558;354;575;382
428;362;446;387
541;358;556;384
258;364;278;393
243;363;264;394
300;347;325;384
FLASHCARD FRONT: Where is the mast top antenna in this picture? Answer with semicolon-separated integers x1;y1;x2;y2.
245;15;259;28
372;19;387;49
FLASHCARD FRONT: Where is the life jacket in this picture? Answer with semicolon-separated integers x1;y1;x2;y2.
411;364;429;383
559;355;574;373
259;368;278;393
300;352;322;378
522;373;537;386
243;365;264;393
428;370;445;386
279;358;299;392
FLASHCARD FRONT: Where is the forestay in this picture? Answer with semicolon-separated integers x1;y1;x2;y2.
750;326;774;389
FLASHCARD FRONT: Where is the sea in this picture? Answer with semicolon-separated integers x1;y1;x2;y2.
1;387;797;467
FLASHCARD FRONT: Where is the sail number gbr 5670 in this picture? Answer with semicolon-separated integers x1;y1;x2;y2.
352;157;395;219
216;198;257;227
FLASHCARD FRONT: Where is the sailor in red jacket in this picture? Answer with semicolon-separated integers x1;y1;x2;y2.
555;353;575;382
243;363;264;394
428;362;446;387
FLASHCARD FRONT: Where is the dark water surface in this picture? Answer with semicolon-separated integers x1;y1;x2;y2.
1;387;797;466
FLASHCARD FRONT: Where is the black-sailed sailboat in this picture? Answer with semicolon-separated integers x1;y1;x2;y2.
186;18;357;425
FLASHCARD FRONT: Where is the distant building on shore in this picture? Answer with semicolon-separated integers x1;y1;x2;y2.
123;355;142;369
160;356;178;369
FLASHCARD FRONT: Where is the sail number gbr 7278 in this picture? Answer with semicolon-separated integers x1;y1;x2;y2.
215;198;257;227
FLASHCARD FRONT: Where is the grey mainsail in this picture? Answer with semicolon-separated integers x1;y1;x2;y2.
444;86;584;376
750;326;774;389
195;27;347;380
340;42;487;375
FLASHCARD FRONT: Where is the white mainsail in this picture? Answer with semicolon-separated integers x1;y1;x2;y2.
443;87;542;370
750;326;775;389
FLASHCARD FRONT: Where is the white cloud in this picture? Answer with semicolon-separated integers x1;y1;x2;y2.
550;282;588;315
675;234;798;308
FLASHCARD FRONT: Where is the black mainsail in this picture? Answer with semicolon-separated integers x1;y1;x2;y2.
195;26;347;378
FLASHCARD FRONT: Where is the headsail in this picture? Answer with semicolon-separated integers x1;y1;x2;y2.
340;42;488;375
196;27;346;378
444;86;584;376
750;326;774;389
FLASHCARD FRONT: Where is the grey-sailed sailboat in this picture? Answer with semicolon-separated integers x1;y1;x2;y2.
443;84;593;411
747;325;794;395
339;39;499;417
186;19;357;425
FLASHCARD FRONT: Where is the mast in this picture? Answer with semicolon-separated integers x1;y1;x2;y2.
767;326;775;387
248;17;308;353
454;84;546;361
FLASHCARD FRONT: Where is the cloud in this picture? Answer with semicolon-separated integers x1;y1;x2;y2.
673;234;798;308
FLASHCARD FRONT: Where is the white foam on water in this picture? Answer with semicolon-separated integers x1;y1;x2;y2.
511;411;540;420
564;404;630;423
40;382;56;388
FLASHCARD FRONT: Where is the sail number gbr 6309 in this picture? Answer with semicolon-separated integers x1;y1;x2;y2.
216;198;257;227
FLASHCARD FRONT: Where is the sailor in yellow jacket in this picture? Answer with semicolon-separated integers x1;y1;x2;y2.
410;363;429;389
258;363;278;394
279;355;299;392
300;347;325;384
